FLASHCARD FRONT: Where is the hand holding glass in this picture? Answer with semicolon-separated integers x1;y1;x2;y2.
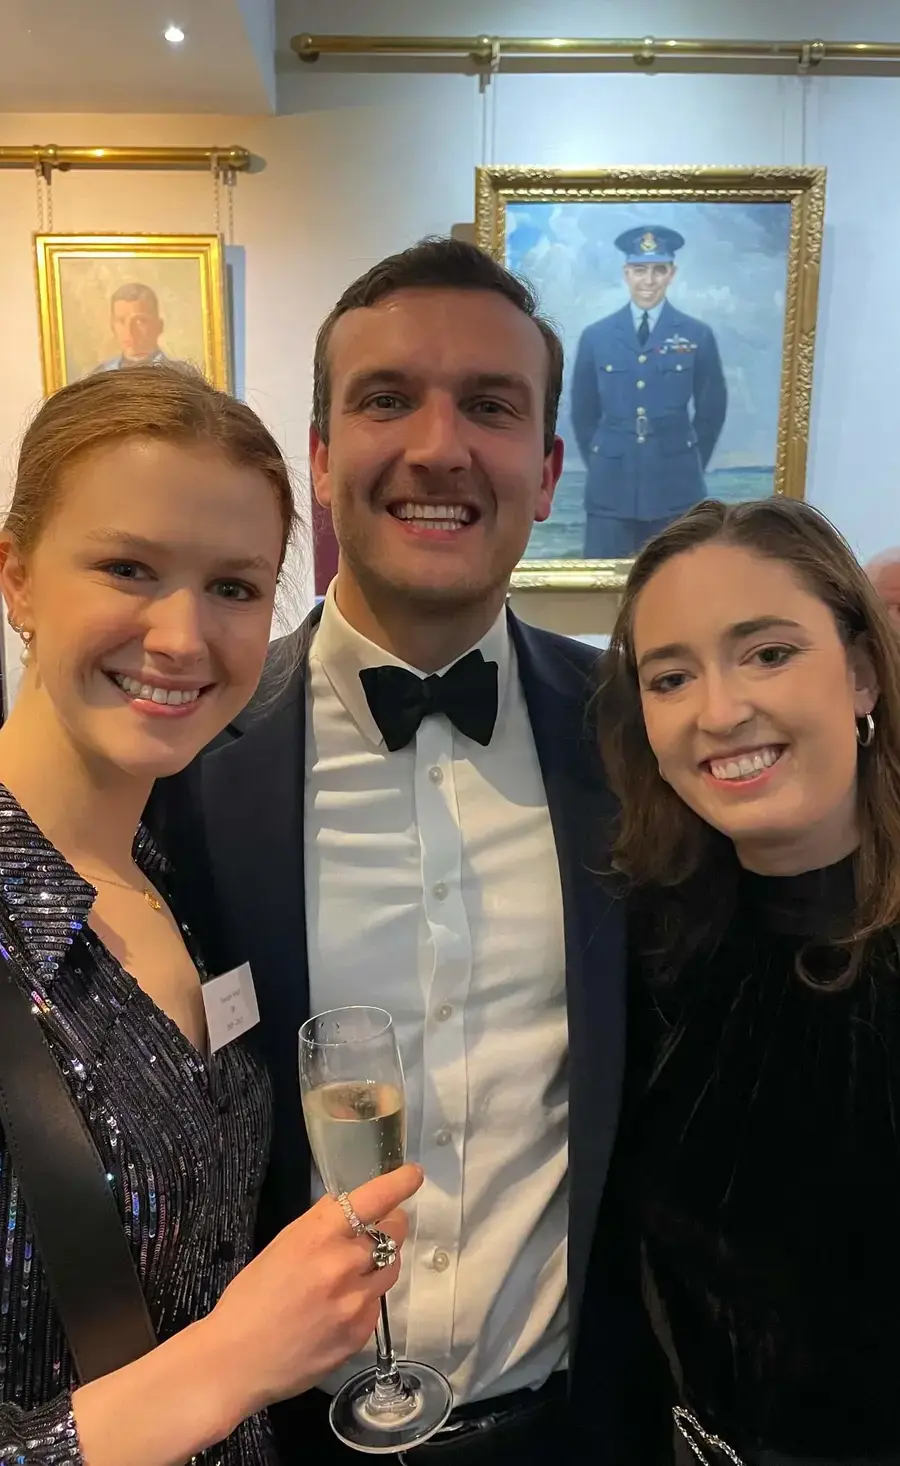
299;1006;453;1454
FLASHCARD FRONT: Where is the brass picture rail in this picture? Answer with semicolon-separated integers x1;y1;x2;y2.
291;32;900;72
0;146;251;174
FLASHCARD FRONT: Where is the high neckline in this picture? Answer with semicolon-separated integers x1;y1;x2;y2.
740;855;856;938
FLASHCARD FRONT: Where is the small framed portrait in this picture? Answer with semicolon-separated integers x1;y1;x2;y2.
476;165;826;589
33;234;230;394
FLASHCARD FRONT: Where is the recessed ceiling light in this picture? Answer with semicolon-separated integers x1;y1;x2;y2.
164;24;185;44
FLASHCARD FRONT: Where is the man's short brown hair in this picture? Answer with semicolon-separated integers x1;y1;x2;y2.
311;237;563;455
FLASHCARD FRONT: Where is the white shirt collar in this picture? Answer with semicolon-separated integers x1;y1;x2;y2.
311;582;511;749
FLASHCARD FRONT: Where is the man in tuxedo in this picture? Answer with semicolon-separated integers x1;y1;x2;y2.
154;238;627;1463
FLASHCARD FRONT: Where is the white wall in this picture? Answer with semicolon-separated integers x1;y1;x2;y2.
2;0;900;694
0;111;318;701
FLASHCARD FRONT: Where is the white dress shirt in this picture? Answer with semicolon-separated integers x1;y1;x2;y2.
305;585;568;1405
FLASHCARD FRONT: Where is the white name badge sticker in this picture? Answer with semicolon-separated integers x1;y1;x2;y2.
202;962;260;1055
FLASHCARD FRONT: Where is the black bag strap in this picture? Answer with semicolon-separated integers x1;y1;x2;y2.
0;966;157;1383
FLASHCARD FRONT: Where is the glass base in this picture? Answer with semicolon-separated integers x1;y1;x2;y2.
329;1360;453;1455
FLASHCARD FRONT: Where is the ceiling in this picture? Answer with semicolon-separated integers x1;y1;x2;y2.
0;0;276;113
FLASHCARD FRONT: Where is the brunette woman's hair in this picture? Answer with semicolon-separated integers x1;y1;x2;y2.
599;497;900;984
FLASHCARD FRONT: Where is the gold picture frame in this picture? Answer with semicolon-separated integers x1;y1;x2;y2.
476;165;826;591
34;233;230;395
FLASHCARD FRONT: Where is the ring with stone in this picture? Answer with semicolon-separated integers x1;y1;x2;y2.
370;1230;399;1271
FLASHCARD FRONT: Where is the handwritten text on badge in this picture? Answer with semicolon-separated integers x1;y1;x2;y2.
202;962;260;1055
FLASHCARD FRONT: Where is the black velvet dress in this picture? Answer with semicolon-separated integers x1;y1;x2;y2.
620;859;900;1465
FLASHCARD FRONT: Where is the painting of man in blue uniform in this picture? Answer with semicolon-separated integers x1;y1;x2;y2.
571;225;727;559
503;197;794;565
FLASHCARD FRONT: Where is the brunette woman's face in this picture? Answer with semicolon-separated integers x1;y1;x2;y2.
1;437;283;782
631;542;879;874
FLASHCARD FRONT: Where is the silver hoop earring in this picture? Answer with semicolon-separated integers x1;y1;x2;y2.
857;712;876;747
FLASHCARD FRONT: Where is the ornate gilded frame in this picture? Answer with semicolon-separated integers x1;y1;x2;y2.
34;233;230;394
476;165;826;591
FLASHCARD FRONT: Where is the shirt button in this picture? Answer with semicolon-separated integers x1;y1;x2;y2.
432;1249;450;1272
436;1003;453;1022
637;437;646;444
433;882;448;901
638;353;647;363
636;379;645;389
429;766;443;785
435;1128;452;1146
605;363;613;372
676;363;683;371
216;1093;230;1113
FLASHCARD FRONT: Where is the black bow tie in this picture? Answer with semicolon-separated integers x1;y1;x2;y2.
359;650;499;752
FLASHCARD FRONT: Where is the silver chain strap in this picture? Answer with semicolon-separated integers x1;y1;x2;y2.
674;1407;747;1466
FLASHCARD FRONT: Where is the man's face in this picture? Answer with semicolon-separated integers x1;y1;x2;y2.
624;261;676;310
111;298;164;360
310;287;563;616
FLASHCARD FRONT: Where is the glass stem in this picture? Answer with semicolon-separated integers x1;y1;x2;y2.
371;1298;410;1407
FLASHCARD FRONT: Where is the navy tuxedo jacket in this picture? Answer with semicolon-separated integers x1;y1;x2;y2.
149;605;630;1451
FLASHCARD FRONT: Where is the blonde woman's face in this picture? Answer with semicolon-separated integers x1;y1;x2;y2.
3;438;283;783
632;542;879;874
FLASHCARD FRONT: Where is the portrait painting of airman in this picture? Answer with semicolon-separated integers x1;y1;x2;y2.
476;166;825;587
34;235;230;395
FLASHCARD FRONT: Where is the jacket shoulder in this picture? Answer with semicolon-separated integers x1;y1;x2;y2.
665;303;717;340
579;307;628;344
514;618;604;687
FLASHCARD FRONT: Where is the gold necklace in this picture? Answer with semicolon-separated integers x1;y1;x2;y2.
82;871;163;913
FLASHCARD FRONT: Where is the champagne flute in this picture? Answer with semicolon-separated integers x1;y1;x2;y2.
299;1006;453;1454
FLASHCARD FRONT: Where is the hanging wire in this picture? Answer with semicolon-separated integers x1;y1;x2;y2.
210;155;236;244
34;162;52;232
211;152;222;235
225;166;236;245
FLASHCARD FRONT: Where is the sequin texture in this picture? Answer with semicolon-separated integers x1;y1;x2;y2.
0;788;274;1464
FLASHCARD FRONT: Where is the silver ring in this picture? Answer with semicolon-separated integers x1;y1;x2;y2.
370;1229;398;1270
336;1191;368;1237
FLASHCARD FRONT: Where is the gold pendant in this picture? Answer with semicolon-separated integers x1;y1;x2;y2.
144;889;162;912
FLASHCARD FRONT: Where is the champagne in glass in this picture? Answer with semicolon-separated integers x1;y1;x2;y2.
299;1007;453;1454
303;1080;405;1195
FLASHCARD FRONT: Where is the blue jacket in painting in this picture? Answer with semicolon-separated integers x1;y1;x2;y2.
571;299;728;522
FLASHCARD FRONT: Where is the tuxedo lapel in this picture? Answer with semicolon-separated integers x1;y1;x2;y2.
200;610;321;1234
508;613;626;1355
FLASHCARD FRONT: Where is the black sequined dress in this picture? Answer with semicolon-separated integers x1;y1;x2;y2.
0;786;273;1465
621;858;900;1463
